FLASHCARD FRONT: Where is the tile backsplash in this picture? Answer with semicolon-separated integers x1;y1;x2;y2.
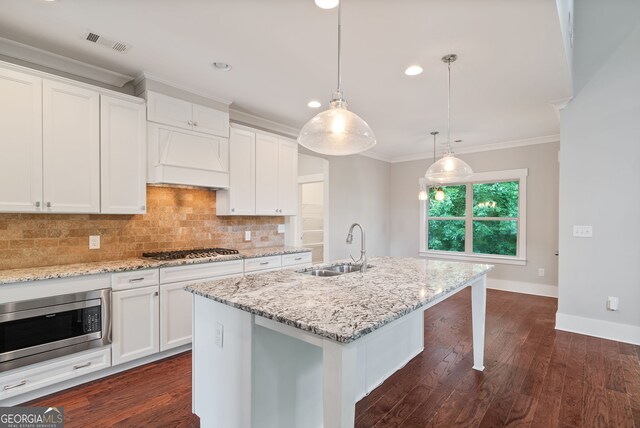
0;186;284;270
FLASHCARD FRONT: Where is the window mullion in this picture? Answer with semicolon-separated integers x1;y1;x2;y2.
465;183;473;254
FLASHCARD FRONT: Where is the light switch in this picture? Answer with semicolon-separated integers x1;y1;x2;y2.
572;225;593;238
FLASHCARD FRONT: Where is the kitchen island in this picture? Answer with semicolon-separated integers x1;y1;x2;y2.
186;256;493;428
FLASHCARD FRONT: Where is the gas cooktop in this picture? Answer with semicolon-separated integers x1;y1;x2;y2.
142;248;240;261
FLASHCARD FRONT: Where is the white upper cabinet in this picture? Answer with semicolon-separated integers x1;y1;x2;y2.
277;138;298;215
146;91;192;130
146;91;229;137
0;68;43;213
255;133;280;215
100;95;147;214
148;123;229;188
219;125;298;216
192;104;229;137
0;61;148;215
42;80;100;213
216;127;255;215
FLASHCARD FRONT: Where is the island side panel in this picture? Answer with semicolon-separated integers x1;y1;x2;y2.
193;295;253;428
471;274;487;371
322;339;358;428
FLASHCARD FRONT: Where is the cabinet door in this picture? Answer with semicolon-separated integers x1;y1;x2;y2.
146;91;193;131
0;69;43;213
192;104;229;137
277;139;298;215
255;133;279;215
112;286;159;366
227;128;255;215
42;80;100;213
160;282;193;351
100;95;147;214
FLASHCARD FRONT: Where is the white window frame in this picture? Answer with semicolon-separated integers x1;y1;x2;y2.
419;168;528;266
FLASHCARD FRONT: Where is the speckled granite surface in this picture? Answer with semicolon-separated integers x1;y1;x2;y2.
0;246;311;285
186;257;493;343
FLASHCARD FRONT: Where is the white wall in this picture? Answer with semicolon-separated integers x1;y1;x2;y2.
390;142;560;296
328;155;391;261
557;17;640;344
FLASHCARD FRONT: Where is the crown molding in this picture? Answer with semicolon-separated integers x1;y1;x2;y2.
133;71;233;106
388;134;560;164
0;36;134;87
230;109;300;139
358;150;394;163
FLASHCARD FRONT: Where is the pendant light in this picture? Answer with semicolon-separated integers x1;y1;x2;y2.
425;54;473;183
298;1;376;156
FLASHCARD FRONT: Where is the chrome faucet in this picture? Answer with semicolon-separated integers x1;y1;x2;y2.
346;223;367;273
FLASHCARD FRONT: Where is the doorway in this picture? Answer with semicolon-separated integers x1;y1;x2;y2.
295;154;330;263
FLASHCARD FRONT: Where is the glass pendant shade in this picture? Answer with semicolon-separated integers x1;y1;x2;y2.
434;187;446;201
418;189;429;201
425;153;473;184
298;100;376;156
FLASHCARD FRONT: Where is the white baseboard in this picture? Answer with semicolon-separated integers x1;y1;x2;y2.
555;312;640;345
487;278;558;298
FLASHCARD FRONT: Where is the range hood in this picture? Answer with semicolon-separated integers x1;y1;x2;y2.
147;122;230;189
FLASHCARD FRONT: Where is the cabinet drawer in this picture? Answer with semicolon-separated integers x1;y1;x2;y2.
281;252;312;267
160;260;244;284
244;256;282;273
0;347;111;400
111;269;160;291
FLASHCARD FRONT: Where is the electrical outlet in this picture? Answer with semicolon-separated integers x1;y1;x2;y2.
215;322;224;348
607;296;619;311
244;230;251;241
538;268;545;277
572;225;593;238
89;235;100;250
277;224;285;234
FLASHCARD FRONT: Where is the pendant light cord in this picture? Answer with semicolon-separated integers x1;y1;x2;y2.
446;58;452;154
336;1;343;100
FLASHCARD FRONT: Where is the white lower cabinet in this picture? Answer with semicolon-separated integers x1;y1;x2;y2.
160;282;193;351
111;285;160;366
0;347;110;401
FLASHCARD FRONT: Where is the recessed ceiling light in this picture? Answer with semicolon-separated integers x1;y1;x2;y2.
404;65;423;76
307;100;322;108
315;0;339;9
212;62;232;72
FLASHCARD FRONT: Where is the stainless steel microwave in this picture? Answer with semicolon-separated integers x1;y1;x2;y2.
0;289;111;372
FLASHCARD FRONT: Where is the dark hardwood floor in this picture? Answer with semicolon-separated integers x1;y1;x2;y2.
24;289;640;427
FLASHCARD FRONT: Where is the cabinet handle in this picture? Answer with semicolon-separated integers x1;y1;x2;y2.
193;121;198;126
46;202;52;208
3;380;26;390
154;291;159;297
129;277;145;283
140;205;146;211
259;262;269;265
187;120;194;126
35;201;41;208
231;208;235;213
294;257;303;261
73;362;92;370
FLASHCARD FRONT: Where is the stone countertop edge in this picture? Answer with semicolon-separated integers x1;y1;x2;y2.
0;246;312;285
186;257;494;344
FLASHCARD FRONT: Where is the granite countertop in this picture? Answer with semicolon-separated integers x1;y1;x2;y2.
0;246;311;285
186;256;493;343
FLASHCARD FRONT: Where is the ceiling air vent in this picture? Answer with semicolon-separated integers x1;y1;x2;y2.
83;31;131;54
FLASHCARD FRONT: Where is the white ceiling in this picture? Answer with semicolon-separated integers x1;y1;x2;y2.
0;0;571;160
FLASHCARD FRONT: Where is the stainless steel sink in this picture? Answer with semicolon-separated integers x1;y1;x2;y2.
299;264;373;277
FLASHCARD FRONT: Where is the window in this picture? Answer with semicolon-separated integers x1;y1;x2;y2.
419;169;527;265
